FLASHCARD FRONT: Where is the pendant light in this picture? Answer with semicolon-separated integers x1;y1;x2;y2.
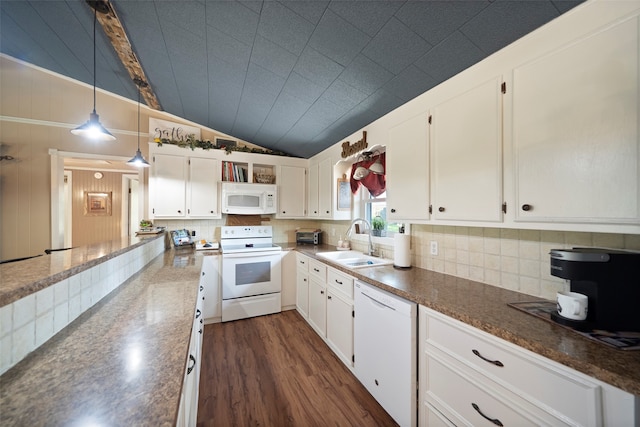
71;1;116;141
128;78;150;167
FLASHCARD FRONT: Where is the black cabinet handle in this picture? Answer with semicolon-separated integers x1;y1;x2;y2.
320;290;324;295
522;204;532;211
187;355;196;374
472;349;504;367
314;268;320;272
195;309;201;319
210;210;214;214
328;295;332;300
282;211;286;214
335;279;343;285
472;403;503;426
390;208;396;213
177;210;182;214
438;206;445;212
200;285;204;291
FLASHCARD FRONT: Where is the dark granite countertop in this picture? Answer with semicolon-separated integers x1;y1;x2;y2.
0;248;202;426
0;233;167;307
292;244;640;396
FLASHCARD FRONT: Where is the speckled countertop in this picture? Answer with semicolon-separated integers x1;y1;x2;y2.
293;244;640;396
0;234;167;307
0;247;203;426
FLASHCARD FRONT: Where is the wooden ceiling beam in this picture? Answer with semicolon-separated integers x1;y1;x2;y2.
91;0;162;111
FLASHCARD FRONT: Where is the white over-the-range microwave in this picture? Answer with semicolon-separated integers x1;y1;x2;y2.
220;182;277;215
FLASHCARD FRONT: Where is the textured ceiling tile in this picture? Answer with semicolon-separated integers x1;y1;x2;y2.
250;35;298;78
309;9;371;67
282;72;326;104
155;1;206;37
382;65;436;103
552;0;586;14
257;1;315;55
205;1;259;45
280;0;329;25
239;1;264;14
362;17;431;75
207;26;251;70
328;1;403;38
338;54;394;96
461;0;560;55
255;92;312;140
293;47;344;89
395;1;489;45
322;79;369;111
208;58;246;91
415;31;485;84
244;62;286;96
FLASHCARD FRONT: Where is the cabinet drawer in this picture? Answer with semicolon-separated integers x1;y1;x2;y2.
308;259;327;282
327;268;353;300
296;253;309;272
425;352;557;427
424;308;601;426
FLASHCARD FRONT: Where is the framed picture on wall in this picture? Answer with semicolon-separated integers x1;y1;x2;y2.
337;175;351;211
85;192;112;216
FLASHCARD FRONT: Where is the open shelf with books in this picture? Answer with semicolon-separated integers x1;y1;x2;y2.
222;161;249;182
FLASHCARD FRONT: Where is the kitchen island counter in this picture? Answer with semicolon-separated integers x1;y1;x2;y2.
294;244;640;397
0;247;202;426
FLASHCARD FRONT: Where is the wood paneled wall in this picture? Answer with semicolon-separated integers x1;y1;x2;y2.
71;170;122;247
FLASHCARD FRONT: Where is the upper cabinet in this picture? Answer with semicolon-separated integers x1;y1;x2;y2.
150;153;188;218
188;157;220;217
511;17;640;227
431;77;504;222
387;113;430;221
307;157;332;218
277;165;306;218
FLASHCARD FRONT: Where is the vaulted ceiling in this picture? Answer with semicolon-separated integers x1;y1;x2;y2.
1;0;584;158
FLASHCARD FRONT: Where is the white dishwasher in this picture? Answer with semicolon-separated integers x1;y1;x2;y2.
354;280;417;427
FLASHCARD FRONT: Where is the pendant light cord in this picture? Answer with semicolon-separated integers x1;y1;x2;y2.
92;7;97;114
137;81;141;149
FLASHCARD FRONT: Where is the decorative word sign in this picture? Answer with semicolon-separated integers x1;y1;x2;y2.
341;131;368;158
149;118;201;142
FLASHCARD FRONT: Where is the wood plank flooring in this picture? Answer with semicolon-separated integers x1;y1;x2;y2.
197;310;398;427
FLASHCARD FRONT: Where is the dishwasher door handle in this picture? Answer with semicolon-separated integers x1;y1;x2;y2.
361;292;396;311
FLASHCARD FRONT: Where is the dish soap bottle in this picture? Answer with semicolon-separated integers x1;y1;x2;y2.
337;235;344;249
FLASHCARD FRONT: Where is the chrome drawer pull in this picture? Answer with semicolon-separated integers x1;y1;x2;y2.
472;349;504;367
472;403;504;426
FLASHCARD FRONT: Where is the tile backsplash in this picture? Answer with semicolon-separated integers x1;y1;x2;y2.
157;218;639;301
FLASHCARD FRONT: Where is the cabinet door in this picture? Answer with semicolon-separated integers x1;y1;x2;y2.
512;18;640;224
200;255;220;321
432;77;503;222
151;153;186;217
307;163;319;217
277;165;306;218
318;157;332;217
387;114;430;220
296;270;309;318
308;277;326;337
188;157;219;217
327;290;353;367
280;250;297;309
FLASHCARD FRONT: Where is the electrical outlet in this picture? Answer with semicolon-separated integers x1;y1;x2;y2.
430;241;438;256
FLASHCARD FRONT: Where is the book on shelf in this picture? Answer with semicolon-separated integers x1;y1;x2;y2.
222;161;248;182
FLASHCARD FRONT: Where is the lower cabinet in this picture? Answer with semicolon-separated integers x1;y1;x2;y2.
177;281;205;426
200;255;221;323
419;306;637;427
297;254;355;369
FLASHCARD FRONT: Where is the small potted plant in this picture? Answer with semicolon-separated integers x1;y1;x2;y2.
372;216;385;237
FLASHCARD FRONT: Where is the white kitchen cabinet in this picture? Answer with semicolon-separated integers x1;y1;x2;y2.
150;154;221;219
200;255;220;323
188;157;219;218
177;282;205;427
308;277;327;337
151;153;187;218
326;289;353;367
386;113;430;221
307;157;332;218
431;77;504;222
511;17;640;226
280;250;297;310
419;306;638;427
277;165;306;218
295;253;310;318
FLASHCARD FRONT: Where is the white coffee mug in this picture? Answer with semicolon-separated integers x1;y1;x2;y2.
557;291;588;321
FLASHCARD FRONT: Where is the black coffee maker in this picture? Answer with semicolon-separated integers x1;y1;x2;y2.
549;248;640;332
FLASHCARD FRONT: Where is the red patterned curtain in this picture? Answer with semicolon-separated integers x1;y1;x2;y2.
350;152;386;197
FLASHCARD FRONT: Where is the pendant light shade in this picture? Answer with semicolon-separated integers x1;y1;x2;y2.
72;1;115;141
128;77;149;167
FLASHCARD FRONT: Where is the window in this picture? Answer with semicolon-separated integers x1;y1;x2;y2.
359;189;403;238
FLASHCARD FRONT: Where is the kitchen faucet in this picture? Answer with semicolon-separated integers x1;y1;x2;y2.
346;218;374;256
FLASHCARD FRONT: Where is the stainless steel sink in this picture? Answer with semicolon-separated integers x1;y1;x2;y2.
316;250;393;269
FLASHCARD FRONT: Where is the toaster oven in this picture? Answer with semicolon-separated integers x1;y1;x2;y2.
296;229;322;245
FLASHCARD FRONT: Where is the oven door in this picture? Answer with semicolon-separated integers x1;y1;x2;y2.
222;251;282;299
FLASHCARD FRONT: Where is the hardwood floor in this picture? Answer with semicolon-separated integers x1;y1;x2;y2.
197;310;398;427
